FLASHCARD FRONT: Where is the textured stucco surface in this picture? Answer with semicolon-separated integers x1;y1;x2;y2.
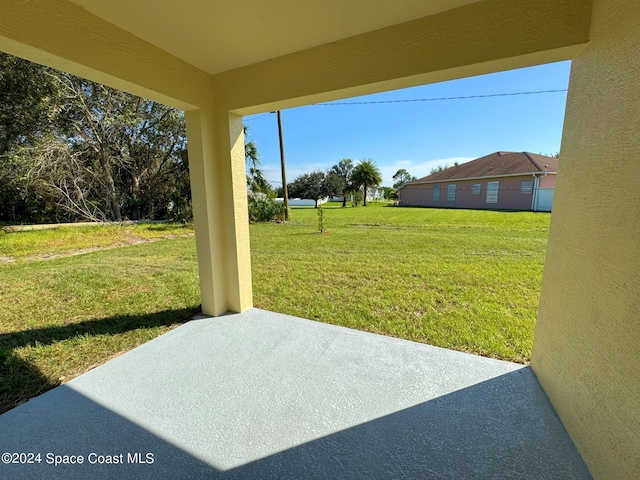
184;109;252;315
0;309;590;479
214;0;592;115
68;0;481;74
532;1;640;478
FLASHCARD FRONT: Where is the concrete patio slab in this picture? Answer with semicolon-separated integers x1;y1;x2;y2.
0;308;591;479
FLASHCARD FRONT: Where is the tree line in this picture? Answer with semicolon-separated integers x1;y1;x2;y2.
0;52;193;224
285;159;384;208
2;52;426;224
284;161;424;208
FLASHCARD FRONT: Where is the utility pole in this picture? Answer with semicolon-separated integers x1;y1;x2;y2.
276;110;290;221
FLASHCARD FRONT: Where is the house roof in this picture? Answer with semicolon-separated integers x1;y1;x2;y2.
407;152;558;185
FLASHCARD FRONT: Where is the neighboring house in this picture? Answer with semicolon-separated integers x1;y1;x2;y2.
366;186;385;201
398;152;558;212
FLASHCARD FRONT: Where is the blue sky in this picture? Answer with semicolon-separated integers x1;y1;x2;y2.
243;61;571;187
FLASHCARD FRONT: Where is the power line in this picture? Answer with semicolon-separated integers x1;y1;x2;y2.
315;89;568;106
244;112;271;122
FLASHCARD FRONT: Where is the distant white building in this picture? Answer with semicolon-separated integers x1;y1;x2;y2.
275;197;328;207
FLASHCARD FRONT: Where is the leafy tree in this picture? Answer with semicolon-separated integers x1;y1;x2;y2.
0;52;191;223
323;171;346;202
0;52;62;222
0;53;60;155
392;169;416;189
26;75;188;222
330;158;354;207
429;161;459;175
382;187;397;200
351;159;382;206
287;171;344;208
352;189;363;207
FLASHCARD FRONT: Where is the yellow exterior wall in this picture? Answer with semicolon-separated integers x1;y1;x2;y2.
214;0;592;115
532;0;640;478
185;109;252;315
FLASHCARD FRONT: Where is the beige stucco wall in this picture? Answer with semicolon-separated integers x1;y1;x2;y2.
532;1;640;478
214;0;592;115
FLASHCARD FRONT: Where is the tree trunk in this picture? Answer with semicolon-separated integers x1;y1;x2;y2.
342;195;347;207
99;148;122;222
132;175;141;220
104;172;122;222
314;199;318;208
363;183;368;206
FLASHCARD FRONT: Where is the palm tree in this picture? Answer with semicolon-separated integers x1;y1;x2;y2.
244;125;269;194
351;159;382;206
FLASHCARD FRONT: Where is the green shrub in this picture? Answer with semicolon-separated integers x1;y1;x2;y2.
248;196;285;223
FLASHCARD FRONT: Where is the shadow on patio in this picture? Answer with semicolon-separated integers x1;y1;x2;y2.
0;307;199;414
0;309;591;479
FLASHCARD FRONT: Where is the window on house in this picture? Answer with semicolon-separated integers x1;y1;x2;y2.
472;184;481;195
447;184;456;202
521;181;533;194
486;181;499;203
433;185;440;202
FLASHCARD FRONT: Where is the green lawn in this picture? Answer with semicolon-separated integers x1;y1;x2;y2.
252;204;550;364
0;206;550;413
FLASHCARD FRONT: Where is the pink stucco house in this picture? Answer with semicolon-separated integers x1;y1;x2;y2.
398;152;558;211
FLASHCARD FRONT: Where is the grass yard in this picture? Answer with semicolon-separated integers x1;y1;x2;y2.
0;226;201;414
251;204;550;364
0;205;550;413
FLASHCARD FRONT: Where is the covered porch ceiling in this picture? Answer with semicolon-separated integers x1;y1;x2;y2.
68;0;483;75
0;0;591;112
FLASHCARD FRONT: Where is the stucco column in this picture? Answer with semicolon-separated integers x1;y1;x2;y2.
531;0;640;478
185;107;253;316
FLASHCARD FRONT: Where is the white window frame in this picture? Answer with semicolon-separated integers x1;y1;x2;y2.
486;181;499;204
447;184;456;202
520;181;534;194
432;185;440;202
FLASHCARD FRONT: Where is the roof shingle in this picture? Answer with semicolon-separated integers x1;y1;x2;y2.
410;152;558;184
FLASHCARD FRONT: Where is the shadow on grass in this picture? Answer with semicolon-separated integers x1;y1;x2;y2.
144;223;193;232
0;306;200;414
